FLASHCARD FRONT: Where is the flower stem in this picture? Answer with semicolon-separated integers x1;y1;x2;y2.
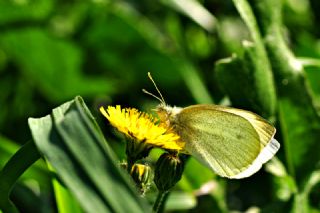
153;190;169;213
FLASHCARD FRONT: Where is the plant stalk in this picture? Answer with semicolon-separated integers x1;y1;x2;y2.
153;190;169;213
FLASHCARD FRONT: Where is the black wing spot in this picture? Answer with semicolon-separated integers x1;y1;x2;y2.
236;134;243;140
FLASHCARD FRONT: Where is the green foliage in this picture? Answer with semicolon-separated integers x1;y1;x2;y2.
215;42;276;118
0;29;115;102
28;96;150;212
0;0;53;25
1;0;320;212
251;0;320;183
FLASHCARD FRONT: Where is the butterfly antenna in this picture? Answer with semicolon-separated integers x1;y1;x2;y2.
142;89;164;104
142;72;166;105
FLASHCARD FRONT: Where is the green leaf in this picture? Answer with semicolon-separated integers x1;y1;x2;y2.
28;96;150;213
248;0;320;184
215;41;276;118
0;141;41;213
49;164;83;213
52;178;83;213
215;0;277;117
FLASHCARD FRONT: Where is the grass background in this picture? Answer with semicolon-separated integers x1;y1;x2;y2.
0;0;320;212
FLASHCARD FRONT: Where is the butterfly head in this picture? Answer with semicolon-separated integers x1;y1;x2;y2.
143;72;182;128
155;104;181;128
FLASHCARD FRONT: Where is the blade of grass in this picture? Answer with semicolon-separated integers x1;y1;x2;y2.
161;0;217;32
0;141;40;213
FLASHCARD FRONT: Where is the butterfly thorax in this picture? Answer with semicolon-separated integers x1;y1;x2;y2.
156;104;182;129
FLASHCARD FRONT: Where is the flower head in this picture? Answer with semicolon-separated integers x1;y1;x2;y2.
99;105;184;151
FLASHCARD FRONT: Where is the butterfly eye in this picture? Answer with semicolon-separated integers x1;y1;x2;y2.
156;109;167;121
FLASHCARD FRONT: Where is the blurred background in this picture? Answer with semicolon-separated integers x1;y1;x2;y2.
1;0;320;212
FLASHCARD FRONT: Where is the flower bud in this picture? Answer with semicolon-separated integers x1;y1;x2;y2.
154;153;185;192
130;163;151;194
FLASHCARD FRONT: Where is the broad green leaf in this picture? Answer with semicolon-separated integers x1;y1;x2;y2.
52;178;82;213
28;96;150;213
49;163;83;213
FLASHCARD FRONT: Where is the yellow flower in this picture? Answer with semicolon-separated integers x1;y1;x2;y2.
99;105;184;151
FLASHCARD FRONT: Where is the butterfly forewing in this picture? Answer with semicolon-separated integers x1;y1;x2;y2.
212;106;276;148
172;104;277;178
